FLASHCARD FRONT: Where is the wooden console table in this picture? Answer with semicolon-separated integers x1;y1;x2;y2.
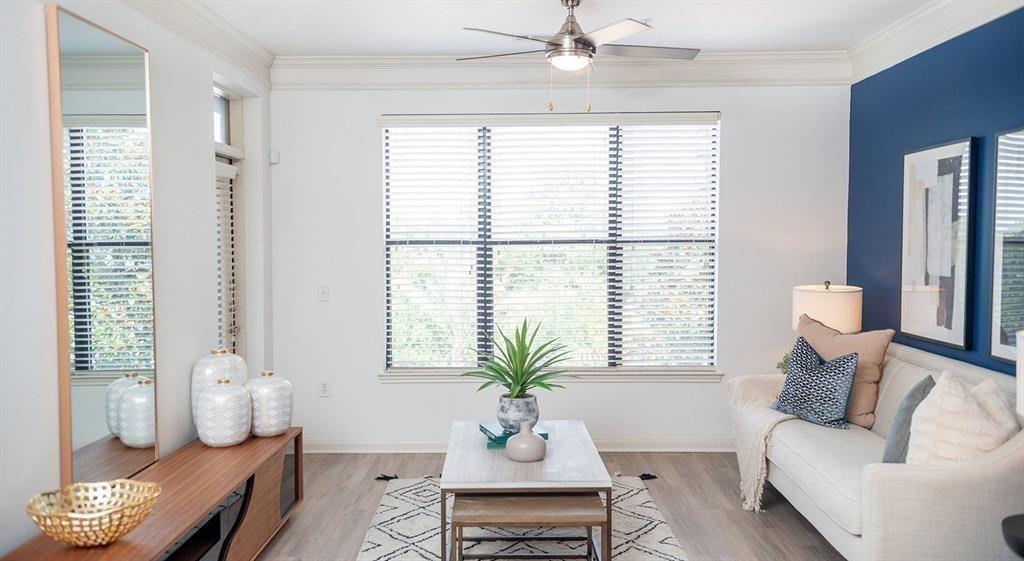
5;427;303;561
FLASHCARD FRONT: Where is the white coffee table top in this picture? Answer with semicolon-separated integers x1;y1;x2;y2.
440;420;612;492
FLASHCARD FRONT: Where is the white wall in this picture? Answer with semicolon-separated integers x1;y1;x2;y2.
270;84;850;452
0;1;272;554
70;384;110;448
0;2;62;553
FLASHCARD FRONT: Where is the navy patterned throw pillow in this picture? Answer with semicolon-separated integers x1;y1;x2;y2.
772;337;859;429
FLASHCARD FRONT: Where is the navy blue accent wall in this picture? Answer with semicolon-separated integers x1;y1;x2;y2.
847;9;1024;375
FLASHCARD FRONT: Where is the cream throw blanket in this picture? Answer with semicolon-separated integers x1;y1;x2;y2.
724;374;793;512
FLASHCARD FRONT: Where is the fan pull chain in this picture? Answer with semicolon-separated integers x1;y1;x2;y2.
585;64;592;112
548;64;555;112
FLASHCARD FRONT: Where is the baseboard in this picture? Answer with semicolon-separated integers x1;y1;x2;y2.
305;440;450;453
595;438;735;452
303;438;735;454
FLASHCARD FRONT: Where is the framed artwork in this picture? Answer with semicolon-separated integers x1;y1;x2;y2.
900;138;975;349
991;126;1024;362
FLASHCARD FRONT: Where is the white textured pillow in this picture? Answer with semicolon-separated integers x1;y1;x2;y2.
906;372;1019;464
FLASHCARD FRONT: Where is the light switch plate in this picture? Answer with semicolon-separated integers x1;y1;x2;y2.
316;284;330;301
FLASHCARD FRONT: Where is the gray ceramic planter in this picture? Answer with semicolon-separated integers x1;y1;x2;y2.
497;394;539;433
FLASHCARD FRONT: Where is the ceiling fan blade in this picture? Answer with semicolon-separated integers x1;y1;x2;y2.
456;50;545;62
577;18;650;47
463;28;558;46
600;44;700;60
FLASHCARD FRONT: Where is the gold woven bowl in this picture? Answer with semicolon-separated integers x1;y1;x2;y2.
26;479;161;547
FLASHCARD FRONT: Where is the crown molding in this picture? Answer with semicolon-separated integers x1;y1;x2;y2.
849;0;1022;83
271;51;852;90
123;0;273;83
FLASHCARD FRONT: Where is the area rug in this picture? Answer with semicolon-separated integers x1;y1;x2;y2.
357;477;686;560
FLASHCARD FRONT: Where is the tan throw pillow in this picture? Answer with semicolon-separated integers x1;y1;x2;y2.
796;314;895;428
906;372;1019;464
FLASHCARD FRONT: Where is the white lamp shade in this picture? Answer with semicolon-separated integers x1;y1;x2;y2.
1017;331;1023;416
792;284;863;334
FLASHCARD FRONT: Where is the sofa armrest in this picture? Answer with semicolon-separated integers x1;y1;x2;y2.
862;430;1024;561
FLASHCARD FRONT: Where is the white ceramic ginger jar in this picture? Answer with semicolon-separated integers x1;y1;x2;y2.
196;379;251;447
244;371;293;437
191;348;247;422
105;372;143;436
118;379;156;448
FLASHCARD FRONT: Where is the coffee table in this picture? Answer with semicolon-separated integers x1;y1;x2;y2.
440;420;612;560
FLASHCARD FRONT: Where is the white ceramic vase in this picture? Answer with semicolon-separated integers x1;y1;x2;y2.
196;379;251;447
191;348;248;422
105;372;143;436
244;371;293;437
117;379;156;448
506;421;546;463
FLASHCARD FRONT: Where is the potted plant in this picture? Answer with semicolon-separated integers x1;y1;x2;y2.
462;320;572;433
777;351;791;374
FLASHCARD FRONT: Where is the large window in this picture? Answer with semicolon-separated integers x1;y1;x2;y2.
213;88;243;353
64;126;154;372
383;113;719;371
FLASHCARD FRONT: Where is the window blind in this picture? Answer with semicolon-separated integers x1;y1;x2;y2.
64;127;154;372
384;115;719;370
216;161;239;352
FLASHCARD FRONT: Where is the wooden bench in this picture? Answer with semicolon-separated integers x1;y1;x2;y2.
450;492;608;560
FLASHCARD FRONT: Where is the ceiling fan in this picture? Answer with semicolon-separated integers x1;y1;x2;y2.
457;0;700;72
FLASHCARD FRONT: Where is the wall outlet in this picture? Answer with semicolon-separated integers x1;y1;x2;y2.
318;381;330;398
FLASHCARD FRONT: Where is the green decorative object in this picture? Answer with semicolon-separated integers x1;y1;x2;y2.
462;320;572;398
480;421;549;446
462;320;572;432
777;351;791;374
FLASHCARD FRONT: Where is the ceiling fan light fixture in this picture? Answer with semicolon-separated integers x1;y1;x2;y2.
547;51;592;72
460;0;700;68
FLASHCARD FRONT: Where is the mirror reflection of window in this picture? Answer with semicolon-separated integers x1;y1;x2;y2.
992;127;1024;361
63;126;153;374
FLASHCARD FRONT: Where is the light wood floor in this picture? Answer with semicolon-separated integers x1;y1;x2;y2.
259;452;843;561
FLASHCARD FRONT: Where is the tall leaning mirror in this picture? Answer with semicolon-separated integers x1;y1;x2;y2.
46;5;157;484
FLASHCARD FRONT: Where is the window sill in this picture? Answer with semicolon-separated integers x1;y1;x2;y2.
379;367;723;384
71;370;155;386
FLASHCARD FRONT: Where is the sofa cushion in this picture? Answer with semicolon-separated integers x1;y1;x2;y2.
797;315;895;429
772;337;858;428
882;374;935;463
872;356;935;437
907;372;1020;464
767;418;885;535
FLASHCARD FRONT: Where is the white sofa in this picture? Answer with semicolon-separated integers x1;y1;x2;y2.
760;343;1023;561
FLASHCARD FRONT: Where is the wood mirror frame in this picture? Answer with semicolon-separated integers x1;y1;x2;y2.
45;4;159;485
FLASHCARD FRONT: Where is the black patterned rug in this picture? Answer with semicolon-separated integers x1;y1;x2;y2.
357;477;687;560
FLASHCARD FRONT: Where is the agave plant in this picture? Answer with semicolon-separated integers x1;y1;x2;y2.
462;320;572;398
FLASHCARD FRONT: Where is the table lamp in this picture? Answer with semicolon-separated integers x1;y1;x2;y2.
792;281;863;334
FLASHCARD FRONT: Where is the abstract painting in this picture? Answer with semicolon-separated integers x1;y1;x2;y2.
991;127;1024;361
901;138;974;349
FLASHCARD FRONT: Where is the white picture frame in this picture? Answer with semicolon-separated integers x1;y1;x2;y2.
900;138;974;349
